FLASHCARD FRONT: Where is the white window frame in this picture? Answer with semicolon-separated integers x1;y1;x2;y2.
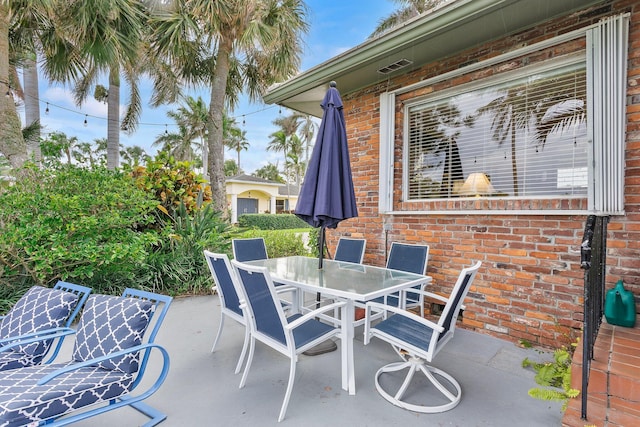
378;14;628;216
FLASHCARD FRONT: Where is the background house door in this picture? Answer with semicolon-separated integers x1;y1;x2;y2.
238;198;258;214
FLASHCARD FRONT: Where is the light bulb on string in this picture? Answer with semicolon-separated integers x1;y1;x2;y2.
242;115;245;126
83;114;88;127
165;124;168;135
45;103;49;115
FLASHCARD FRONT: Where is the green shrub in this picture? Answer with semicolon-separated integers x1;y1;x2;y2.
130;152;211;216
238;213;311;230
0;165;159;301
141;200;232;296
236;228;312;258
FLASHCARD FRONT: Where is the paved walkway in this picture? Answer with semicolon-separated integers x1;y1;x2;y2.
63;295;563;427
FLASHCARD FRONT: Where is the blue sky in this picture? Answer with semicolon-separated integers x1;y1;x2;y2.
27;0;397;174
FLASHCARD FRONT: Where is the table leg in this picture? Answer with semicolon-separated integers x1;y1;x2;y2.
344;299;356;395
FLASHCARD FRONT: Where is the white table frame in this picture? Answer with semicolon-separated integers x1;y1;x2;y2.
246;256;431;395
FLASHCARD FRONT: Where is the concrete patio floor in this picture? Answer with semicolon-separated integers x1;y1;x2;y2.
61;295;563;427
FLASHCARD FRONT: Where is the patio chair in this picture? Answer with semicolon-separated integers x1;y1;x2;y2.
204;250;249;374
0;281;92;371
363;261;481;413
377;242;429;315
232;237;268;262
232;237;298;310
0;288;172;427
334;237;366;264
309;237;366;314
231;260;347;422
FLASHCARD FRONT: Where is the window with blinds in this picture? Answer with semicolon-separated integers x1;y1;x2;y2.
405;63;588;201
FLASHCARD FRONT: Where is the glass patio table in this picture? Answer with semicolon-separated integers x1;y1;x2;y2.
245;255;431;395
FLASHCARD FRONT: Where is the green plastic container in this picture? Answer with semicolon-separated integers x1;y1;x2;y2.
604;280;637;328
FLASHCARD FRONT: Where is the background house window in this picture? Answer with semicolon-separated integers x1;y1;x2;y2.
405;64;588;201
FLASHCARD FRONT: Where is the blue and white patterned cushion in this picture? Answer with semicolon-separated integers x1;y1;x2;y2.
72;294;153;374
0;362;134;427
0;286;78;371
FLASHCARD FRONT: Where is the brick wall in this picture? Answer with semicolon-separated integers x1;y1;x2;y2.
328;0;640;348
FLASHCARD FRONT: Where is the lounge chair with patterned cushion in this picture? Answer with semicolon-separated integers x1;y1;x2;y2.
0;288;172;427
0;282;91;371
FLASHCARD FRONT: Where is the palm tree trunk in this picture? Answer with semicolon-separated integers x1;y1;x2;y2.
107;68;121;170
208;38;232;213
24;55;42;164
201;136;208;181
0;6;26;168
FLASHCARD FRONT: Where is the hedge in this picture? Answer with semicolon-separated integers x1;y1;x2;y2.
237;214;311;230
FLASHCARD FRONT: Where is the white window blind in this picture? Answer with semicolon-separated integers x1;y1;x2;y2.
406;64;588;200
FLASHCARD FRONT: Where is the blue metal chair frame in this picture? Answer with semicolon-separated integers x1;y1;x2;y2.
204;250;249;374
231;260;347;422
0;288;172;427
364;261;481;413
0;281;92;368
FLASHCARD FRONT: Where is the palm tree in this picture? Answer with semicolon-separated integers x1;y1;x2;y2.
121;145;147;168
224;158;239;177
295;113;317;171
52;0;147;170
148;0;309;213
369;0;447;38
254;163;284;183
285;134;304;186
165;96;210;177
0;2;27;168
153;123;197;163
9;0;74;165
225;128;249;171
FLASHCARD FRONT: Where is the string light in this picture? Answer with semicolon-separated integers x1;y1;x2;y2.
165;124;168;135
0;78;277;131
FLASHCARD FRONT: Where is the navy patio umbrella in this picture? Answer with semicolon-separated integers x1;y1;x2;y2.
295;81;358;269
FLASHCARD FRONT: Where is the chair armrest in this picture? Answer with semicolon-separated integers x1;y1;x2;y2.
365;301;443;333
0;327;75;352
285;300;346;330
420;291;449;305
37;343;168;386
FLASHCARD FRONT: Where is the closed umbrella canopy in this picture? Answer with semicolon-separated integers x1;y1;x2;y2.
295;82;358;267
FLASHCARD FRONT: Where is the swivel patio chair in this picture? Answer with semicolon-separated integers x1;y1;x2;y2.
231;260;347;422
364;261;481;413
0;288;172;427
333;237;366;264
204;250;249;374
0;281;91;371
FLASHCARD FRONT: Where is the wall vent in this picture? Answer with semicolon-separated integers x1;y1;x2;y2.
377;58;413;74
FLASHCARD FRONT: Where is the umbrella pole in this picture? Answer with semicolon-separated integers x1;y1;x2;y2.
318;226;325;269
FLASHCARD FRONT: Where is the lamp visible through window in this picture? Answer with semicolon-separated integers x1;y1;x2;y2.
459;172;495;196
